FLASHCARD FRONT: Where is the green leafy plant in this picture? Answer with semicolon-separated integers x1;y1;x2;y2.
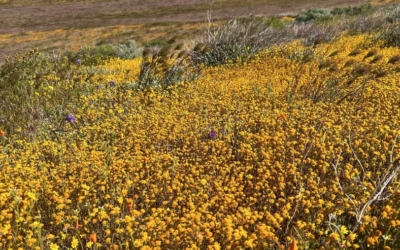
296;8;332;23
0;49;97;140
331;4;374;16
113;40;142;59
64;44;117;66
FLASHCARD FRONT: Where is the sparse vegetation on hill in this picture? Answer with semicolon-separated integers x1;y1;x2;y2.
0;2;400;250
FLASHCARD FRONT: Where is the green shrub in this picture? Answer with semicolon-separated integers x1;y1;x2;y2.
266;16;287;29
331;4;374;16
64;44;116;66
64;41;142;64
0;49;97;140
296;8;332;23
113;40;142;59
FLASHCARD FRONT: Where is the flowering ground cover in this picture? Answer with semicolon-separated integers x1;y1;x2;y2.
0;31;400;250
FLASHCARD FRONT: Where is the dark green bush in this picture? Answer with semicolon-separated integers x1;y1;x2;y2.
295;8;332;23
331;4;374;16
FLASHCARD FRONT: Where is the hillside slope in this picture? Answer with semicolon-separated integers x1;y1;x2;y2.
0;32;399;249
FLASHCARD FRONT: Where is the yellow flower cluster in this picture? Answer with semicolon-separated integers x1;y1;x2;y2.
0;33;399;249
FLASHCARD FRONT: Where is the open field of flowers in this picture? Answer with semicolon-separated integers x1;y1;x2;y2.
1;21;400;250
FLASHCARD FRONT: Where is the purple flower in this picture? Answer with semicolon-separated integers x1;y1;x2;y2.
109;80;116;87
314;33;323;39
208;130;217;139
66;114;76;123
313;33;323;46
76;59;82;65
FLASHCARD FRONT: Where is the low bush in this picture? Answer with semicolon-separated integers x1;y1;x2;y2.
331;4;374;16
136;44;195;91
266;16;287;29
113;40;142;60
64;44;116;66
191;16;273;67
295;8;332;23
0;50;100;140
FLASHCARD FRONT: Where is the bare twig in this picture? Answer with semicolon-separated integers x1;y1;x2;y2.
348;132;365;182
330;133;400;230
356;164;399;224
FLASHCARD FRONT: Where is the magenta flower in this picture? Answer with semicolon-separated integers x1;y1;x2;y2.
66;114;76;123
208;130;217;139
76;59;82;65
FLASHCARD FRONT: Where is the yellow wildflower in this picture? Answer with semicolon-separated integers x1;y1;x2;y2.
49;243;59;250
71;237;79;249
340;225;349;235
347;233;357;242
134;239;143;247
212;242;221;250
86;241;93;248
329;232;341;241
